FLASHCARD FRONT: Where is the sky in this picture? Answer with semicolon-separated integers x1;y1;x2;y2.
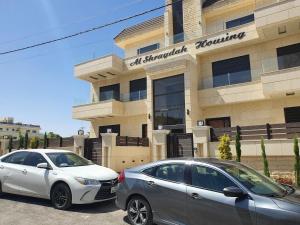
0;0;164;137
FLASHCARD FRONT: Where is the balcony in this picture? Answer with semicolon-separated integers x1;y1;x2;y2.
74;55;124;82
255;0;300;39
72;91;147;120
261;57;300;97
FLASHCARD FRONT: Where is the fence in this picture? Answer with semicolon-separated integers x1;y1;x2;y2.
10;137;74;149
210;122;300;142
116;136;149;147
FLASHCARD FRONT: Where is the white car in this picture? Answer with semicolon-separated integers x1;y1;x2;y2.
0;149;118;210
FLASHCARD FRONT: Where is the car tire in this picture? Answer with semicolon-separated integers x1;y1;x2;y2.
0;181;4;197
51;183;72;210
127;197;153;225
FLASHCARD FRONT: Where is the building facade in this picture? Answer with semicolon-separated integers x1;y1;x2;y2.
73;0;300;142
0;117;41;140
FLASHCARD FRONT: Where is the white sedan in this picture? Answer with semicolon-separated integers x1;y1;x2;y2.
0;149;119;210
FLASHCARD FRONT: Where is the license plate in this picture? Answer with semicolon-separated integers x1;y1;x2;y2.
111;186;117;193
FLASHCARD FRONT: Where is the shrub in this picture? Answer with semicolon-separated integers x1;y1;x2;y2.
18;133;24;149
29;137;39;149
235;131;241;162
8;136;13;153
294;137;300;187
24;132;29;149
218;134;232;160
261;138;270;177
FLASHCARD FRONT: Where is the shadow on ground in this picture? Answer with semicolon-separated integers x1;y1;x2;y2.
1;193;120;214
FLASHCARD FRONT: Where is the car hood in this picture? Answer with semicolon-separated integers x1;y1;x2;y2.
273;189;300;213
59;164;118;181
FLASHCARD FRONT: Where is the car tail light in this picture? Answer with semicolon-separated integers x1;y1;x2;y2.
118;170;125;183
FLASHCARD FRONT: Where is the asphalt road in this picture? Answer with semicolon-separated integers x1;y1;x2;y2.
0;194;128;225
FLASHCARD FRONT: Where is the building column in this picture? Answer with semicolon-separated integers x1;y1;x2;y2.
101;133;117;168
192;126;211;157
152;130;170;161
73;135;86;156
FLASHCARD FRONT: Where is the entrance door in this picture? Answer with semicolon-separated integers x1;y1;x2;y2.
167;133;194;158
84;138;102;165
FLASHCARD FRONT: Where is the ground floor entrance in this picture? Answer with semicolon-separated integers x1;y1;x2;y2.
167;133;194;158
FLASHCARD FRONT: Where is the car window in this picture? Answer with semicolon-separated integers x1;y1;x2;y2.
142;166;157;176
154;164;185;183
191;165;237;192
1;152;30;165
23;152;48;167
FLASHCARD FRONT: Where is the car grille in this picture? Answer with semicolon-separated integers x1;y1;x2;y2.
94;178;118;200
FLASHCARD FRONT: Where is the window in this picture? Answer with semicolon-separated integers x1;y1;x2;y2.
100;84;120;101
191;165;237;192
172;0;184;43
99;124;120;136
142;166;157;176
212;55;251;87
1;151;30;165
137;44;160;55
284;107;300;123
130;78;147;101
206;117;231;128
23;152;48;167
32;130;37;133
226;14;254;29
154;164;185;183
277;43;300;70
153;74;185;130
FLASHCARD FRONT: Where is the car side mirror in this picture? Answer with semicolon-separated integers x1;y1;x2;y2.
37;163;51;170
223;186;246;198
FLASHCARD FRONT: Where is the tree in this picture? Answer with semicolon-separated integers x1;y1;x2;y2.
8;136;13;153
43;132;48;149
261;138;270;177
235;130;242;162
24;132;29;149
47;132;61;139
294;137;300;187
29;137;39;149
18;133;24;149
218;134;232;160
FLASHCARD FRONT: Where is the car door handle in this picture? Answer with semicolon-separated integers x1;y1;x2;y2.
190;193;202;200
0;165;4;169
22;169;27;175
147;181;155;186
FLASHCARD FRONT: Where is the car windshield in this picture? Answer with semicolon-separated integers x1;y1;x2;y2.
46;152;93;168
221;163;287;197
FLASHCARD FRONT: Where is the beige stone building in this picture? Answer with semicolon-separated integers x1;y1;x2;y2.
73;0;300;175
0;117;41;140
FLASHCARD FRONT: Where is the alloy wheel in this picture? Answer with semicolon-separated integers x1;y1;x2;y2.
128;199;148;225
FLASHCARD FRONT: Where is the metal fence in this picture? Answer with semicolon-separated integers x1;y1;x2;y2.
116;136;149;147
210;122;300;142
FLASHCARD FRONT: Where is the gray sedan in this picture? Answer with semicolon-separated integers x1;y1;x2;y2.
116;158;300;225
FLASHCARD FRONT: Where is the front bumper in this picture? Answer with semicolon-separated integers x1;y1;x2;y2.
71;180;117;204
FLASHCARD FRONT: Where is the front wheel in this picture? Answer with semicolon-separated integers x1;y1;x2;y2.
127;197;153;225
51;183;72;210
0;181;4;197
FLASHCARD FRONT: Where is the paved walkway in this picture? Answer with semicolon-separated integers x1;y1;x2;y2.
0;194;128;225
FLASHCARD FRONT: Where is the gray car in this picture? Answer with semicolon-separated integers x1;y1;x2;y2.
116;158;300;225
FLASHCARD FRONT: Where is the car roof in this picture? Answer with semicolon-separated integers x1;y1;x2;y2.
128;157;242;171
11;149;71;154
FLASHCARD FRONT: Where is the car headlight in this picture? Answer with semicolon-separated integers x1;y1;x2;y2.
75;177;100;186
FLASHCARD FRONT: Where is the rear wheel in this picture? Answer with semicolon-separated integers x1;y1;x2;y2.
51;183;72;210
127;197;153;225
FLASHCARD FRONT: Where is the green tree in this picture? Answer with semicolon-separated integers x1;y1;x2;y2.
294;137;300;187
261;138;270;177
235;131;242;162
47;132;61;139
218;134;232;160
29;137;39;149
8;136;13;153
24;132;29;149
43;132;48;149
18;133;24;149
